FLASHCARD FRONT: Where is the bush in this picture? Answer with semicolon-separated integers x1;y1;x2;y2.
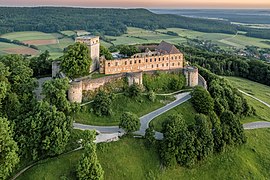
191;86;214;115
92;91;112;116
119;112;140;133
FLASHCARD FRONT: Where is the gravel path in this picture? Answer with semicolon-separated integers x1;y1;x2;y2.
243;121;270;130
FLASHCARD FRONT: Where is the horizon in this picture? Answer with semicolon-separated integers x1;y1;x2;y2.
0;0;270;9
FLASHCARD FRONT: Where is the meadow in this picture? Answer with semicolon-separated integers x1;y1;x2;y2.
17;128;270;180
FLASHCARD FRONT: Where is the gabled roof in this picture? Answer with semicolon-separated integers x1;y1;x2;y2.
156;41;181;54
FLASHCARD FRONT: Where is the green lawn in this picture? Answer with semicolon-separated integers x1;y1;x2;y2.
18;128;270;180
75;94;175;126
150;100;197;132
60;30;76;36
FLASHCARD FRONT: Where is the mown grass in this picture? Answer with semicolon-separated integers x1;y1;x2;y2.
75;94;175;126
18;129;270;180
1;31;56;41
150;100;197;132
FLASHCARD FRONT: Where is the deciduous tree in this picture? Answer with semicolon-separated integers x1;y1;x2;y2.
119;112;140;133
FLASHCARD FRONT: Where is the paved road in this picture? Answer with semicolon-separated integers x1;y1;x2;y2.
74;92;191;141
136;92;191;139
243;121;270;130
238;89;270;108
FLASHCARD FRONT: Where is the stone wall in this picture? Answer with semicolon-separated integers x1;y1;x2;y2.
100;53;184;75
198;74;207;89
183;67;199;87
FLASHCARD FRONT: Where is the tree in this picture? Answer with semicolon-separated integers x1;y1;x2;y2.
208;111;225;152
160;115;195;166
92;91;112;116
119;112;140;134
147;90;156;102
61;42;91;78
77;130;104;180
191;86;214;115
220;111;246;145
192;114;214;161
30;50;52;77
100;45;113;60
126;83;142;98
14;101;72;160
0;117;19;180
119;45;139;57
144;125;156;146
42;78;71;113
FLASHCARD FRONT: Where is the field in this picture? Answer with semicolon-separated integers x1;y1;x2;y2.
75;94;174;126
18;129;270;180
106;27;270;50
150;100;196;132
1;27;270;58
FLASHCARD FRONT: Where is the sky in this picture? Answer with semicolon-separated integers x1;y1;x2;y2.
0;0;270;8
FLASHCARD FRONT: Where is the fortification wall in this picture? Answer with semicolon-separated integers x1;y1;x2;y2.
68;81;83;103
101;53;184;75
184;67;199;87
198;74;207;89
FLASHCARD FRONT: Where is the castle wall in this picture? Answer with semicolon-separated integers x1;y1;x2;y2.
52;61;61;78
101;53;184;75
184;67;199;87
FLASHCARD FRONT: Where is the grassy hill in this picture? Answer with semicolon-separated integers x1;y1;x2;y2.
17;129;270;180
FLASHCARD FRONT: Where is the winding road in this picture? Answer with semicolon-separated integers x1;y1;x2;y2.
74;92;191;141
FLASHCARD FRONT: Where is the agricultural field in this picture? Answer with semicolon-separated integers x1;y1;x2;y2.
18;129;270;180
0;42;39;55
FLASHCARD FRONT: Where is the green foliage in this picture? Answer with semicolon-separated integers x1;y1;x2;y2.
92;91;113;116
191;86;214;115
147;90;156;102
61;42;91;78
144;126;156;147
42;78;71;113
126;83;143;98
100;45;113;60
30;50;52;77
119;112;140;133
14;101;72;160
220;111;246;145
119;45;140;57
77;130;104;180
0;117;19;180
192;114;214;161
143;72;185;93
0;7;238;36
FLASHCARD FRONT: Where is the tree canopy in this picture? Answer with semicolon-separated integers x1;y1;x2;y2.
119;112;140;133
61;42;91;78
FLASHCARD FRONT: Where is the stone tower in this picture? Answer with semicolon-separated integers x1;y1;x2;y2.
183;66;199;87
75;36;100;72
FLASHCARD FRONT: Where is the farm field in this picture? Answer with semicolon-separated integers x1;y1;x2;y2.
18;129;270;180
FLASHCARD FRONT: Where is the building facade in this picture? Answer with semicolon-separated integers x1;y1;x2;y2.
100;41;184;75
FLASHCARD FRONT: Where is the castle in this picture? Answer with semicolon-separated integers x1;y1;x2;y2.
53;36;202;103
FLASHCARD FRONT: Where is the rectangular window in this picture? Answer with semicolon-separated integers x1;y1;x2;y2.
135;60;137;64
150;59;152;62
125;61;127;65
139;60;141;63
115;62;118;66
154;58;156;62
130;61;132;65
166;63;169;66
146;59;148;62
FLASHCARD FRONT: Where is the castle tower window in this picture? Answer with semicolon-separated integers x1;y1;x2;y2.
178;62;180;66
125;61;127;65
146;59;148;62
154;58;156;62
162;64;164;67
175;56;177;60
157;64;159;68
134;60;137;64
172;63;175;66
139;60;141;63
166;63;169;66
130;61;132;64
171;57;174;60
115;62;118;66
163;57;165;61
152;65;154;68
150;59;152;62
179;56;181;59
159;58;161;61
108;62;111;67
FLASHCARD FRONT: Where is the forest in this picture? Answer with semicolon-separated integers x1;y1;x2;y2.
0;7;237;36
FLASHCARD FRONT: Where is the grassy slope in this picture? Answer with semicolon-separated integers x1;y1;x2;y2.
75;94;174;126
224;76;270;105
18;129;270;180
150;100;196;132
224;76;270;123
1;31;56;41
